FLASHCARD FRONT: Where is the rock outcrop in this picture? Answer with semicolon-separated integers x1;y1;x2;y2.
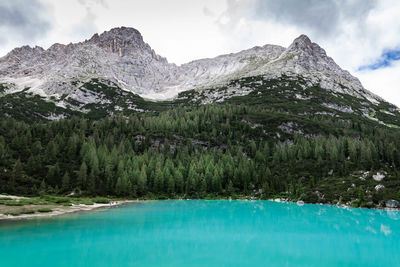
386;200;400;208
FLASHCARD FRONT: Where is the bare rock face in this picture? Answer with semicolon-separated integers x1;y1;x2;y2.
0;45;45;65
177;44;286;91
247;35;376;101
386;200;400;208
0;27;381;104
0;27;179;99
87;27;166;62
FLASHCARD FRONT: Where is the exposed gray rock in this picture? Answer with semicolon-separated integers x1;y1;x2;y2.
322;103;353;113
375;184;385;191
366;201;374;207
0;27;382;108
385;200;400;208
278;121;303;135
372;172;385;181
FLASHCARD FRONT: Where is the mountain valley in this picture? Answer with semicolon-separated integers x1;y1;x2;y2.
0;27;400;209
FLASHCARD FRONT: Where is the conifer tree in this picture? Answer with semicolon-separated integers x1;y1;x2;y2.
78;162;88;189
137;165;147;195
62;172;70;192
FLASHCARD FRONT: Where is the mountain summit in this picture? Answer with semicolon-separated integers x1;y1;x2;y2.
288;34;314;52
87;27;166;62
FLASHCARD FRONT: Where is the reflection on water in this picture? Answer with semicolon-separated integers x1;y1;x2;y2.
380;224;392;236
386;209;400;220
0;200;399;267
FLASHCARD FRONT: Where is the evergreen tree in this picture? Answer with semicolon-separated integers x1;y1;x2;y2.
137;165;147;196
262;182;270;199
167;172;175;195
212;167;222;193
78;162;88;189
154;168;164;193
39;179;47;194
227;180;234;195
174;169;184;194
87;169;96;195
115;172;129;196
62;172;70;192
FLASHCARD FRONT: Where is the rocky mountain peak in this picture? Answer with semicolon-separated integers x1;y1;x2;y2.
286;34;327;57
86;27;148;57
279;34;335;70
0;45;44;64
89;27;144;43
290;34;312;49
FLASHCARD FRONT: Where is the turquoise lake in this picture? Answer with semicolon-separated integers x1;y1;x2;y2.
0;200;399;266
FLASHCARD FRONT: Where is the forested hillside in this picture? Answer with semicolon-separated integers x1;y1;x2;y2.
1;77;400;208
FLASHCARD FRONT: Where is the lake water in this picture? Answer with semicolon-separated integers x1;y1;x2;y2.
0;200;399;267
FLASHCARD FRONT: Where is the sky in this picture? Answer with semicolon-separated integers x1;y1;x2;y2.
0;0;399;106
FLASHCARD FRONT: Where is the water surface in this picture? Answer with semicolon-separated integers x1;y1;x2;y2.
0;200;399;266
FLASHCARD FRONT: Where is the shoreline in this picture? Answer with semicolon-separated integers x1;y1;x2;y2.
1;197;398;222
169;197;400;211
0;200;135;221
268;198;400;211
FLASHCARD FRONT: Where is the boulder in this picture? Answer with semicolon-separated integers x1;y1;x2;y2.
385;200;400;208
372;172;385;181
375;184;385;191
366;201;374;208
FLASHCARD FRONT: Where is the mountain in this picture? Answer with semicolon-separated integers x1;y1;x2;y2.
0;27;398;125
0;27;381;101
1;27;400;208
0;27;174;98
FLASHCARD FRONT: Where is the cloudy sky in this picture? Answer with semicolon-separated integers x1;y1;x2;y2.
0;0;399;106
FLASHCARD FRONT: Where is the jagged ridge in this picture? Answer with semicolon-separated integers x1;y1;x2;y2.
0;27;382;104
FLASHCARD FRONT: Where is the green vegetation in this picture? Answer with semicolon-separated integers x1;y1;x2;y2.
0;84;7;94
1;76;400;208
0;91;76;123
20;209;36;214
4;209;36;216
91;197;111;204
0;196;111;206
37;208;52;213
4;212;21;216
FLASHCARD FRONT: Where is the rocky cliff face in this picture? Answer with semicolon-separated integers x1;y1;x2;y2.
251;35;373;100
0;27;380;103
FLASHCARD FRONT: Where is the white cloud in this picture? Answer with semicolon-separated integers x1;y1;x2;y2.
40;0;102;44
203;6;215;17
0;0;51;51
356;62;400;107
